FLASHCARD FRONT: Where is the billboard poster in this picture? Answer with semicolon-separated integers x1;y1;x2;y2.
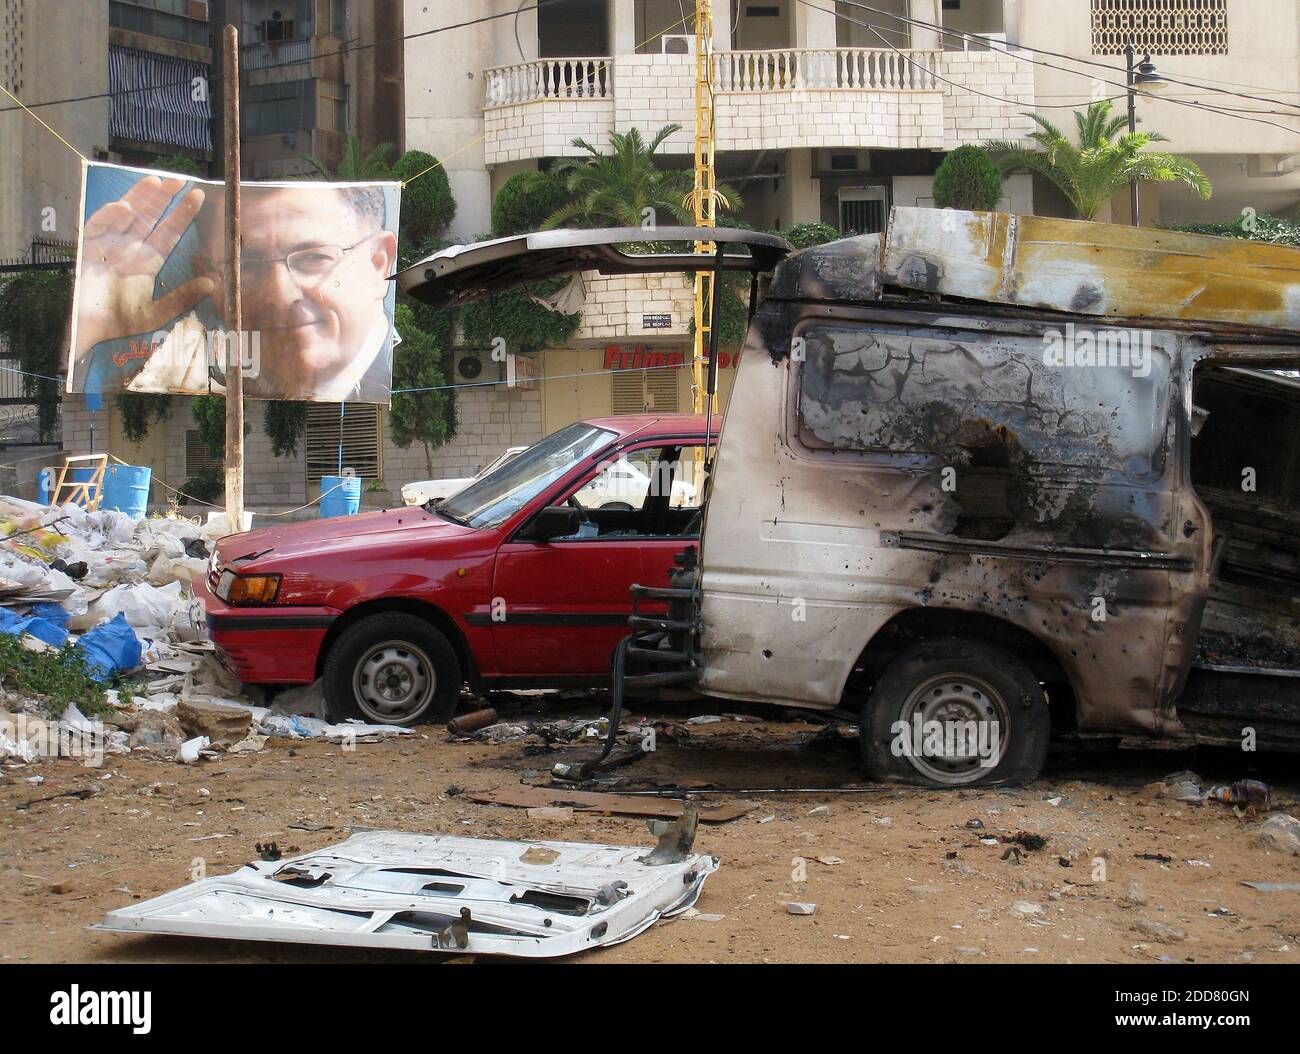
67;161;401;404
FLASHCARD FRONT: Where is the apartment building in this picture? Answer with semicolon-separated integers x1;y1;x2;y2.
0;1;410;506
401;0;1036;470
398;0;1300;486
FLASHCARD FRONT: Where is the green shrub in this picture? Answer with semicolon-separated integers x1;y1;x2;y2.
391;151;456;243
492;171;571;236
779;222;841;249
932;145;1004;211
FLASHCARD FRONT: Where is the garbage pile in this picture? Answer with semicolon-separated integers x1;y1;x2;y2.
0;495;407;770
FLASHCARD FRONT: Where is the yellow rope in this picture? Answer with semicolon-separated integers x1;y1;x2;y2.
0;84;89;162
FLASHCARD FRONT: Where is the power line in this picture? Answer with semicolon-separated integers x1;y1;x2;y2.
0;0;568;116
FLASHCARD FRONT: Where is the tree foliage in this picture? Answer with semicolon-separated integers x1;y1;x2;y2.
391;150;457;243
521;125;741;230
1174;211;1300;247
389;304;455;474
0;270;71;442
986;100;1210;221
492;171;572;236
932;145;1004;211
115;393;172;444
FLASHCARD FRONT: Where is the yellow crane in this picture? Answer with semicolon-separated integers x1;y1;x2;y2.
687;0;717;418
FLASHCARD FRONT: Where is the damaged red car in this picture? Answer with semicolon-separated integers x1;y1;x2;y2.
193;414;715;724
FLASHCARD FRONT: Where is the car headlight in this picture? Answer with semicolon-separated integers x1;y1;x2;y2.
216;571;281;605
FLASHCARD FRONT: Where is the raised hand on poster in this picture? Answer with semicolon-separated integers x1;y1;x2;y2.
75;175;214;357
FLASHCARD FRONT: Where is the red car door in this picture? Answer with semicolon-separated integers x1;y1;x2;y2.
490;441;707;677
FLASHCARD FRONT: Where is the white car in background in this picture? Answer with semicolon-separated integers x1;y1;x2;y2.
574;453;698;509
401;446;529;506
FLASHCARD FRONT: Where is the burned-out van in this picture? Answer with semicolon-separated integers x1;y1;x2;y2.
399;212;1300;786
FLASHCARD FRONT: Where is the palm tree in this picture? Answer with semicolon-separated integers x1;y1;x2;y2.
303;135;394;180
986;100;1210;221
519;124;741;230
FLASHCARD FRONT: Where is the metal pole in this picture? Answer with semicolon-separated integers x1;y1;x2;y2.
1126;38;1139;227
222;24;245;530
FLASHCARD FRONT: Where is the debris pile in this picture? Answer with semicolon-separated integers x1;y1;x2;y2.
0;495;407;771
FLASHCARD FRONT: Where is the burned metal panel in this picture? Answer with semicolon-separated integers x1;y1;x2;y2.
795;322;1173;549
766;233;884;304
882;207;1300;333
699;299;1206;736
97;830;718;958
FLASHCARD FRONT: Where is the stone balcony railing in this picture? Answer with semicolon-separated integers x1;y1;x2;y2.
483;47;1033;164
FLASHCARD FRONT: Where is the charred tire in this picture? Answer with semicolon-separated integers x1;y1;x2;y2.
323;613;461;726
860;636;1049;786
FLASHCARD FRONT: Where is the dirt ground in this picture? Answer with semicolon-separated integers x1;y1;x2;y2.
2;698;1298;965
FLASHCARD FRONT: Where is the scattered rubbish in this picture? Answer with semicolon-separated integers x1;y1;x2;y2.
807;805;830;817
287;822;332;833
177;699;253;748
786;902;817;916
1205;779;1270;809
74;613;142;682
255;842;282;861
1009;901;1046;918
1001;847;1022;865
1002;831;1048;852
178;736;209;765
1256;814;1300;855
686;715;721;725
467;784;753;824
447;708;499;736
1135;853;1173;864
965;818;984;830
815;855;844;866
1241;881;1300;892
98;829;719;958
1207;907;1236;918
1186;859;1211;868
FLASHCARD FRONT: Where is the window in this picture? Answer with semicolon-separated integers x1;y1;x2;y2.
550;444;712;541
1091;0;1227;56
838;187;888;236
241;79;314;136
611;365;680;414
304;403;381;482
439;423;616;530
185;429;223;477
796;323;1170;478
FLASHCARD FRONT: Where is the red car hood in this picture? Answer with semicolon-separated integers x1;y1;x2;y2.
215;507;471;564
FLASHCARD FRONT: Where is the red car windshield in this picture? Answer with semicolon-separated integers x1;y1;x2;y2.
438;422;617;529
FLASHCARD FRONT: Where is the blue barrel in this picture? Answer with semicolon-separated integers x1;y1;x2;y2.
103;464;152;519
320;475;361;518
37;467;56;505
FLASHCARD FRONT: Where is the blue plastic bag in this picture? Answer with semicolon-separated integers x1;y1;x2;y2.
0;606;69;648
74;613;143;682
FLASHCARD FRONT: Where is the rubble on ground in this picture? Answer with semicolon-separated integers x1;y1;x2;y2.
0;494;406;771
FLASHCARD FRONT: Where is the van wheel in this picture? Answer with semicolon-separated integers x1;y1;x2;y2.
323;613;461;726
860;637;1049;786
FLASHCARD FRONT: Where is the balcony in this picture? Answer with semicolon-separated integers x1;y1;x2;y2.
241;37;312;72
483;48;1034;165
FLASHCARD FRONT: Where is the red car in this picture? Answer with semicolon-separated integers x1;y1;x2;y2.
194;414;716;724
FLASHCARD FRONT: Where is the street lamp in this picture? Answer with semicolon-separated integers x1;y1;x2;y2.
1125;41;1165;226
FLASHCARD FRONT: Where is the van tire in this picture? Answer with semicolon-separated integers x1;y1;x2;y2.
323;613;461;726
860;636;1049;786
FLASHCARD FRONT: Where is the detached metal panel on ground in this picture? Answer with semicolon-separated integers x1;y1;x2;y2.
97;830;718;958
